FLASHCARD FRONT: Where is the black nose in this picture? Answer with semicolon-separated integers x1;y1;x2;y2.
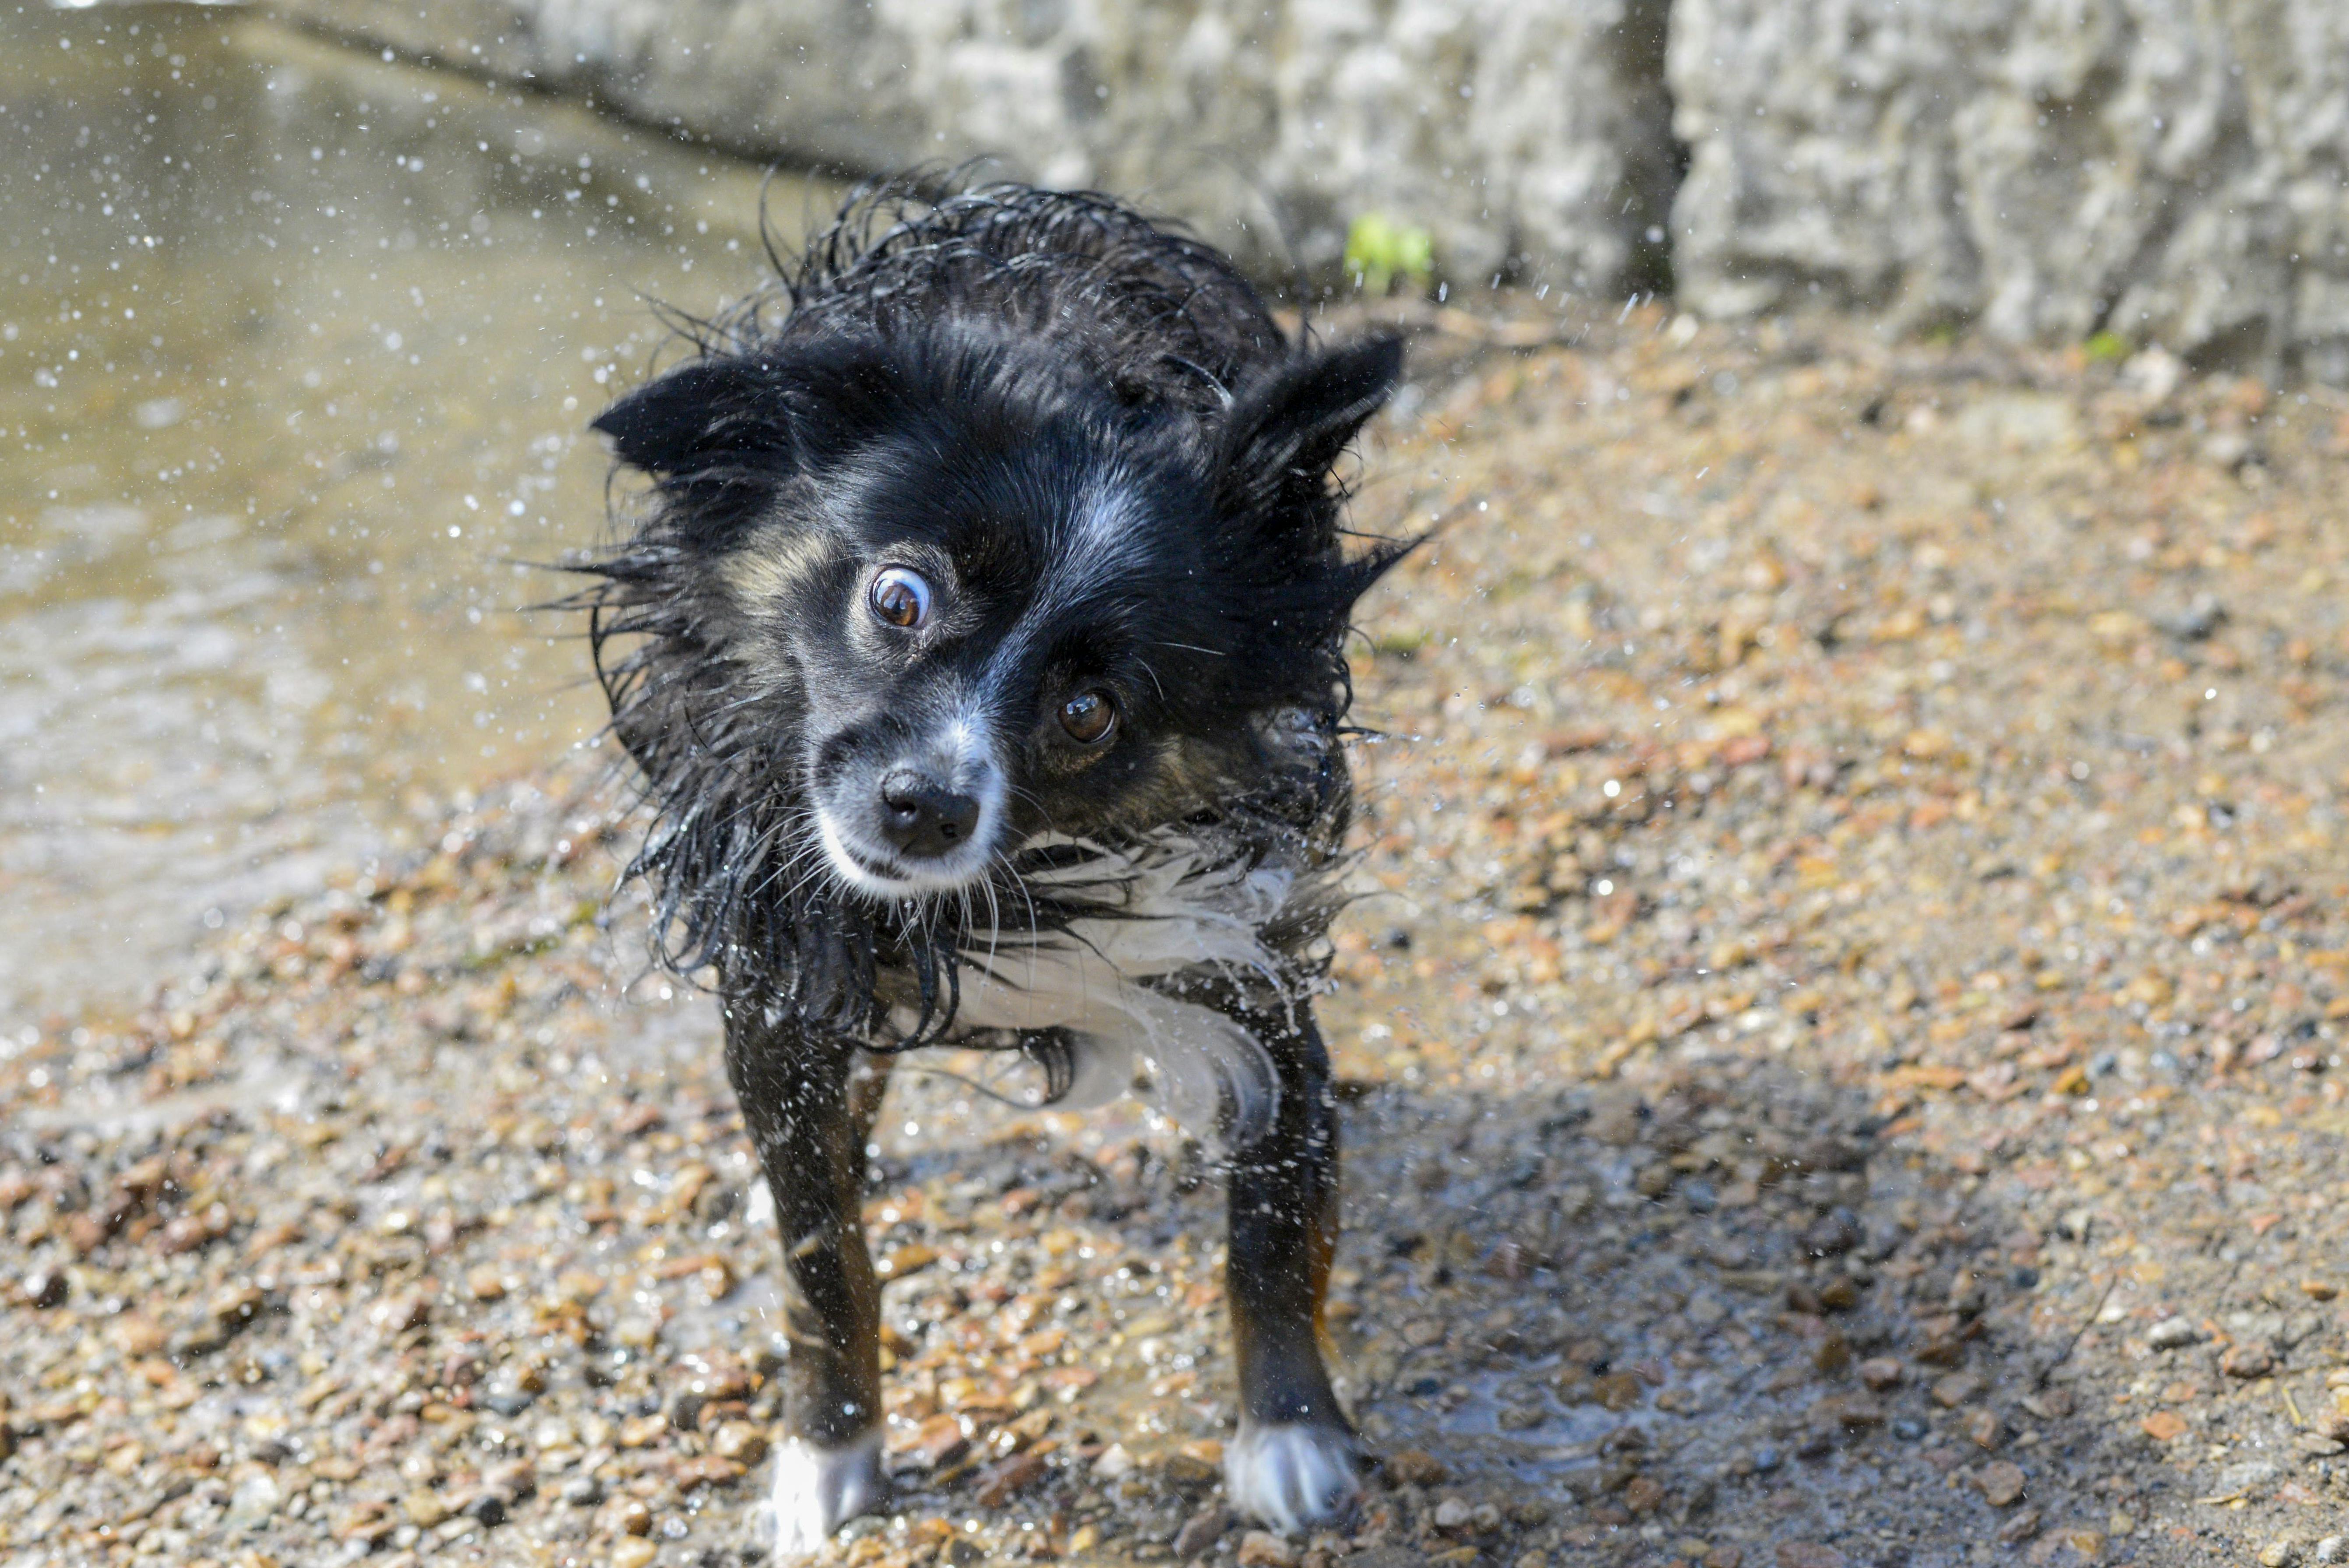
878;771;982;858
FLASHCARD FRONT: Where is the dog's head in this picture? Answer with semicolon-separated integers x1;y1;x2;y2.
594;320;1404;901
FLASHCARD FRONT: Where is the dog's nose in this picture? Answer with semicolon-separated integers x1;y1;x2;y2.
878;771;982;858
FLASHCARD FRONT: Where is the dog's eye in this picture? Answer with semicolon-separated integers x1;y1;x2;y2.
1058;690;1117;744
868;567;932;630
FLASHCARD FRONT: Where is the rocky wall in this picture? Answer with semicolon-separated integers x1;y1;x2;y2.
274;0;1678;297
1667;0;2349;376
275;0;2349;374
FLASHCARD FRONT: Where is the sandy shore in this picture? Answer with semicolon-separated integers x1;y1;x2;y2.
8;310;2349;1568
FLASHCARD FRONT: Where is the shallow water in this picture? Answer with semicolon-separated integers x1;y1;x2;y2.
0;6;831;1020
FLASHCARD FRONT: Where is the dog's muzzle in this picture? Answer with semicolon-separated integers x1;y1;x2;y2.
877;768;981;859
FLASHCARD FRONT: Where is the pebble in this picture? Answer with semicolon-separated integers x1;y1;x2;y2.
973;1448;1048;1507
2263;1540;2305;1568
610;1540;658;1568
1963;1408;2003;1449
1385;1449;1448;1486
1996;1507;2041;1543
1238;1530;1298;1567
710;1421;768;1466
2146;1318;2204;1349
1931;1372;1985;1408
1173;1506;1232;1557
1975;1461;2028;1508
2222;1339;2278;1379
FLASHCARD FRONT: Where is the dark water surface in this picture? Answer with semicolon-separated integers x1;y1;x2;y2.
0;5;828;1021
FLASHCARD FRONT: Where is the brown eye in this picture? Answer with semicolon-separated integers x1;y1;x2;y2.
868;566;932;630
1058;690;1117;744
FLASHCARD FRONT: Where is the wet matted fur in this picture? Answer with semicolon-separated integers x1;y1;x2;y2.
573;178;1411;1550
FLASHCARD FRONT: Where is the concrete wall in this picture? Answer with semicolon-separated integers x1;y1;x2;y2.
278;0;2349;375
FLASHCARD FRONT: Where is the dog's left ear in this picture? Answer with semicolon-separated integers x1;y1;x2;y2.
1216;334;1404;524
592;358;787;477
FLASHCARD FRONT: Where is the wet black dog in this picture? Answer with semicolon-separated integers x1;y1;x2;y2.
580;181;1407;1553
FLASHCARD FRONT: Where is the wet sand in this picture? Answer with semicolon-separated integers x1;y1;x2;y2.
9;306;2349;1568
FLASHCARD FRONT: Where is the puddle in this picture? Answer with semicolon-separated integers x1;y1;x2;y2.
0;5;834;1022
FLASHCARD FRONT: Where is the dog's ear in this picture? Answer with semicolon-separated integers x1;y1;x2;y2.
1216;334;1404;523
592;358;789;476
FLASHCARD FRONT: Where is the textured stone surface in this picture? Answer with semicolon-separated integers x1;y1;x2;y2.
276;0;1676;296
276;0;2349;373
1667;0;2349;374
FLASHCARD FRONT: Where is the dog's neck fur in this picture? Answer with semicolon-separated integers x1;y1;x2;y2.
871;708;1348;1146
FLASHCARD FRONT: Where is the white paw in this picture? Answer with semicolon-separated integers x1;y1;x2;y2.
1224;1421;1361;1533
766;1431;886;1558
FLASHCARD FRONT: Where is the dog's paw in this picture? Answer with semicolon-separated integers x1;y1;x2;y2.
1224;1420;1361;1534
765;1431;886;1558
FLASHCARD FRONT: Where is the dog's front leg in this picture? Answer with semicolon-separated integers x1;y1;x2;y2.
725;1011;889;1555
1220;1002;1361;1533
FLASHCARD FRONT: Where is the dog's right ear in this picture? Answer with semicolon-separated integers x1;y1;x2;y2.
1214;334;1405;525
592;358;789;476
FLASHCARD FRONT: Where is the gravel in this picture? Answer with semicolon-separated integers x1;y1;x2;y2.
11;310;2349;1565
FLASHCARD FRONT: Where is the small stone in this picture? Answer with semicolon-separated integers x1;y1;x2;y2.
466;1266;506;1302
1996;1508;2042;1544
1433;1497;1475;1533
559;1475;603;1507
18;1271;67;1309
1802;1211;1861;1255
2223;1339;2278;1378
1173;1506;1232;1557
1385;1448;1448;1487
463;1491;506;1526
610;1541;658;1568
1238;1531;1298;1568
1090;1442;1135;1479
973;1449;1048;1507
2294;1431;2344;1457
2221;1459;2282;1494
2141;1410;2189;1442
1964;1408;2004;1449
2146;1318;2203;1349
400;1489;449;1528
1775;1545;1847;1568
223;1471;283;1531
877;1243;938;1278
2313;1535;2342;1562
1830;1392;1884;1428
1931;1372;1985;1408
1162;1452;1220;1488
1976;1460;2027;1507
711;1422;768;1466
1857;1357;1904;1391
2262;1540;2304;1568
